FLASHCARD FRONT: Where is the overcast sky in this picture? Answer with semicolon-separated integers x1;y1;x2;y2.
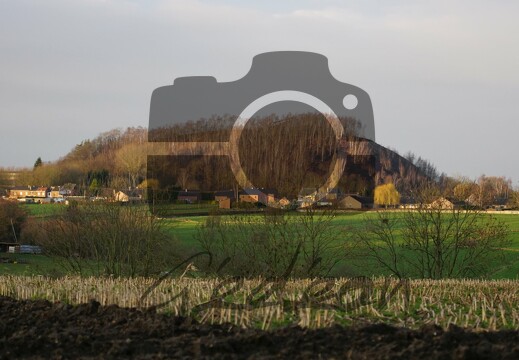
1;0;518;184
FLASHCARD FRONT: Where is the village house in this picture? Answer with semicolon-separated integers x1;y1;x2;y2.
114;191;130;202
9;186;50;200
297;187;339;207
47;186;62;199
239;188;276;205
59;183;77;196
297;188;318;208
214;190;235;209
113;189;143;203
215;190;235;202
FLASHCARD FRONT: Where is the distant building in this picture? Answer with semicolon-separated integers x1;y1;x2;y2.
112;189;143;203
218;197;231;209
9;186;49;200
47;186;62;198
239;188;276;205
337;195;373;210
9;186;29;199
297;187;338;207
278;197;291;207
489;197;509;211
465;194;479;207
215;190;235;202
325;188;342;201
399;196;419;209
429;197;467;210
114;191;130;202
60;183;77;196
178;190;201;203
0;242;18;253
297;188;318;208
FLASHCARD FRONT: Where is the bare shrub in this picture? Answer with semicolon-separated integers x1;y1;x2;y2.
32;202;178;277
195;208;346;278
354;185;511;279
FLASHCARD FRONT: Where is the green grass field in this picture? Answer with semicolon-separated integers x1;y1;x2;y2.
162;211;519;279
20;203;67;218
0;253;65;277
3;206;519;279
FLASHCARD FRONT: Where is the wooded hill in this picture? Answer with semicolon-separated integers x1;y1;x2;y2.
1;116;433;198
148;112;432;198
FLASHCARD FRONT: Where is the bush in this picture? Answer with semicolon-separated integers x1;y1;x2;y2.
32;202;179;277
354;185;511;279
195;208;346;278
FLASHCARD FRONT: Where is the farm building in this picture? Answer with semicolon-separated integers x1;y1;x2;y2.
337;195;373;210
0;242;18;253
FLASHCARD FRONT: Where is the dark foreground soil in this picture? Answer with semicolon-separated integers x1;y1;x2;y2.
1;297;519;359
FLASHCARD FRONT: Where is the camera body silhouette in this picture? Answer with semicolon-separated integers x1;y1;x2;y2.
148;51;377;206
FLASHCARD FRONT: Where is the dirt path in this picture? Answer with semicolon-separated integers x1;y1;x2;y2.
1;296;519;359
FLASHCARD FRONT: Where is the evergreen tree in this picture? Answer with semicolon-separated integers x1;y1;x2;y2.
33;157;43;169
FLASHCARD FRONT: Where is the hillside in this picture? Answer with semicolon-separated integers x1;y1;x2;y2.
1;121;432;197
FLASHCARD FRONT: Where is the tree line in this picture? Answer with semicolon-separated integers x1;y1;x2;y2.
1;119;517;206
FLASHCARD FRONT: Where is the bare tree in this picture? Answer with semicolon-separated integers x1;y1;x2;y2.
32;202;178;277
176;168;190;190
115;143;146;189
0;199;26;242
